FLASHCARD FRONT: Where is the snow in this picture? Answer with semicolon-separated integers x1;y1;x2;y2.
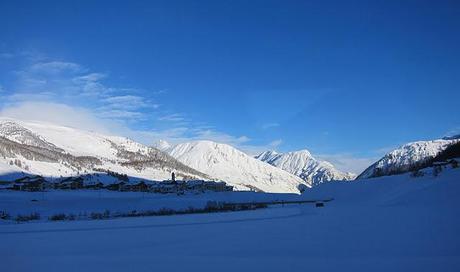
152;139;172;151
0;118;208;182
256;149;355;186
168;140;308;193
0;190;304;221
357;138;460;179
1;165;459;271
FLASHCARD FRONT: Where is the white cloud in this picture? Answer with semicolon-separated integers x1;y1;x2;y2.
30;61;84;74
1;54;365;165
2;91;56;104
0;101;279;156
0;101;121;133
102;95;151;110
158;113;185;122
261;122;280;129
97;109;145;120
73;73;106;82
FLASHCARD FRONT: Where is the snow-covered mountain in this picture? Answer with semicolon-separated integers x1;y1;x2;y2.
167;141;309;193
356;138;460;179
255;150;355;186
152;140;172;152
0;118;208;182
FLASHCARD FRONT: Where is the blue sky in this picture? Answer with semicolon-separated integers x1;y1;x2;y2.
0;0;459;173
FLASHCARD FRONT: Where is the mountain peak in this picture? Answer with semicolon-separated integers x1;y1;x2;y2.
0;118;208;181
168;141;308;193
152;139;172;151
356;138;460;179
256;148;355;186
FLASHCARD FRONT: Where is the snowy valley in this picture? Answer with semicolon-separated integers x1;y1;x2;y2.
1;118;460;272
1;156;459;272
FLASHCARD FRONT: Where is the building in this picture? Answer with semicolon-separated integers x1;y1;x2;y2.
55;177;84;190
121;181;149;192
84;181;104;189
105;181;126;191
11;176;47;191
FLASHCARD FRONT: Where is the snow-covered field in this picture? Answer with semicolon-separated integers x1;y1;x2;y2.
1;166;459;271
0;190;307;221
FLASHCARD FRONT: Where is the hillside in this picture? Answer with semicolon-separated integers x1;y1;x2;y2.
168;141;309;193
356;138;460;179
256;149;355;186
0;118;208;182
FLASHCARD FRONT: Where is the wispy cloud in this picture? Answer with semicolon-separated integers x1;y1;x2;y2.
261;122;280;129
158;113;185;122
29;61;85;74
0;101;120;133
0;52;285;155
3;56;157;122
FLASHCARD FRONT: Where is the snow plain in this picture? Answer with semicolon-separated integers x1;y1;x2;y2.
1;165;459;271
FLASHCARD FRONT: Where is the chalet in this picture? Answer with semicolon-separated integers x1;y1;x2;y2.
148;182;162;193
12;176;47;191
132;181;149;192
148;179;233;194
149;180;180;194
0;181;13;190
186;180;205;191
175;180;187;191
105;181;126;191
203;181;228;191
121;181;149;192
157;183;177;194
84;181;104;190
55;177;84;190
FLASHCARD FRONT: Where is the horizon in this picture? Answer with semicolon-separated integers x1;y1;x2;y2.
1;0;459;173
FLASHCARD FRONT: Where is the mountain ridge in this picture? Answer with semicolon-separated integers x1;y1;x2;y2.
0;118;209;182
255;149;355;186
167;140;309;193
356;138;460;179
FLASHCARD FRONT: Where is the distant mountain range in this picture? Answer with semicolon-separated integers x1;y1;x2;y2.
166;141;308;193
0;118;208;184
255;150;355;186
1;117;459;194
0;119;308;193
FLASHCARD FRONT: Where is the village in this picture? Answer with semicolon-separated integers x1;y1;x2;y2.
0;172;234;194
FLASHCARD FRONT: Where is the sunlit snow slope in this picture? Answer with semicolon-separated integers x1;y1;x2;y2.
256;150;355;186
357;138;460;179
0;118;207;182
168;141;309;193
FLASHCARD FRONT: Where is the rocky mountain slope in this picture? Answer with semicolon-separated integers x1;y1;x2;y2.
167;141;309;193
256;150;355;186
0;118;208;182
356;137;460;179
